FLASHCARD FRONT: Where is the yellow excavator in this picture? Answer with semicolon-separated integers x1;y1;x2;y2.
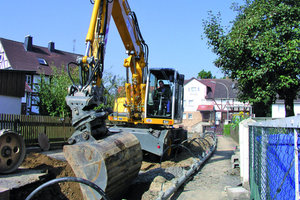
63;0;186;199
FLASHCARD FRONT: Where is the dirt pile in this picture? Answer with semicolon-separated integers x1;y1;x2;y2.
13;153;83;200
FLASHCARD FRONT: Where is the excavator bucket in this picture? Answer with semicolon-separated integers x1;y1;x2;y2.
63;132;142;200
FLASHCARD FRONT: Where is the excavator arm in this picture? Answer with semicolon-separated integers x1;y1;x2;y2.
112;0;149;122
66;0;148;142
86;0;149;122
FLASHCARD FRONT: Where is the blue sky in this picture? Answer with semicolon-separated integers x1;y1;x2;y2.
1;0;244;79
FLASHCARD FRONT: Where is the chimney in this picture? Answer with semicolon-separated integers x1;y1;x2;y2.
48;41;55;52
24;35;33;51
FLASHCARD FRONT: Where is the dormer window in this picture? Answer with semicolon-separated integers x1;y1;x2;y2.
38;58;48;66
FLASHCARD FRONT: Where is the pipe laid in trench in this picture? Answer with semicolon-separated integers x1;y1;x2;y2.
156;134;217;200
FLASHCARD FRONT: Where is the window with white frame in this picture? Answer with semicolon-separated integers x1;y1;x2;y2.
183;113;186;119
188;113;193;119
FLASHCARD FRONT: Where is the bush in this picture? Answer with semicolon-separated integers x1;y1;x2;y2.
223;124;231;136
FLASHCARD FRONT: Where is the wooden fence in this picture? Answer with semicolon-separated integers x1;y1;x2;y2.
0;114;74;146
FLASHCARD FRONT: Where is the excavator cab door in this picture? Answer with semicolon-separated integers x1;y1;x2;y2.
145;68;184;124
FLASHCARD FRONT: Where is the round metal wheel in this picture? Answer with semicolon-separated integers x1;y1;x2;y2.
0;129;26;174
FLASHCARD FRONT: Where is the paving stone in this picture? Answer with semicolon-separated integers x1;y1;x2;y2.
226;186;250;200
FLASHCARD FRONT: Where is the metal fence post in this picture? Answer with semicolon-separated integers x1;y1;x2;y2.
250;126;255;180
294;129;299;200
261;127;268;200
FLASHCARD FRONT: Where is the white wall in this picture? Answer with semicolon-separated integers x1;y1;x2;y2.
272;103;300;118
0;41;11;69
213;99;229;111
0;95;22;114
239;118;256;188
184;79;207;112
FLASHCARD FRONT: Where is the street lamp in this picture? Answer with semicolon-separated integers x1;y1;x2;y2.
211;81;229;120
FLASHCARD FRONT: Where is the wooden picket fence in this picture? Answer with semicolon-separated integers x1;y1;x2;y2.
0;113;74;146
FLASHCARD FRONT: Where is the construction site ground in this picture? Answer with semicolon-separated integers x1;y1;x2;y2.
174;135;242;200
0;134;245;200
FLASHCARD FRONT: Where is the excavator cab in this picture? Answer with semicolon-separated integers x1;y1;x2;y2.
145;68;185;124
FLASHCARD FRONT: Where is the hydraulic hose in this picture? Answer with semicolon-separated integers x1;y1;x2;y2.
25;177;110;200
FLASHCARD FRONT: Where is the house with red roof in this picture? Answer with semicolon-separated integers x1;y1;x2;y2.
182;77;251;132
0;36;81;115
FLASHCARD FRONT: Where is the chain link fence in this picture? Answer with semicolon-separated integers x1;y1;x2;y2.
249;116;300;200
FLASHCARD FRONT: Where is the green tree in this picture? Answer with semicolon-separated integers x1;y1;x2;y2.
197;69;216;79
203;0;300;117
96;71;126;109
38;66;77;117
38;66;125;117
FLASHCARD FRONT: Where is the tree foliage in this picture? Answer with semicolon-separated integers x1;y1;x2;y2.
203;0;300;116
38;66;125;117
38;66;77;117
197;69;216;79
96;70;126;110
